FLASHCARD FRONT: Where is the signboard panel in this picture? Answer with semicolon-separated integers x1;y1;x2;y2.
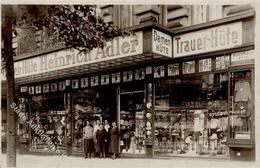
2;32;143;79
152;29;172;57
173;22;243;57
231;50;255;62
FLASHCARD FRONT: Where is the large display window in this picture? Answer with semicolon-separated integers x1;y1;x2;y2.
154;73;229;157
229;70;254;140
30;93;67;151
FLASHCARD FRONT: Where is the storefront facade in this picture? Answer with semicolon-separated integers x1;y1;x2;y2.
3;11;255;160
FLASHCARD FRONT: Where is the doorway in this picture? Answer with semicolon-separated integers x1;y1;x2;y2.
118;82;146;155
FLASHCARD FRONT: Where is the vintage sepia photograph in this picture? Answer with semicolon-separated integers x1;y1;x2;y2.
0;1;259;168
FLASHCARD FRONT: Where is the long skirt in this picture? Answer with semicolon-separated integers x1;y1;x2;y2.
84;138;94;153
109;135;119;154
96;140;106;153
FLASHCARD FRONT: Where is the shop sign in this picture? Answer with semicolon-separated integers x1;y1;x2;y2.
183;61;195;74
153;66;165;78
72;79;79;89
173;22;242;57
5;32;143;79
208;111;228;118
112;73;121;83
135;69;145;80
216;56;230;70
123;71;133;82
58;81;66;91
235;133;251;140
28;86;34;94
20;86;28;93
43;84;50;93
51;83;58;92
90;76;99;86
168;63;179;76
101;74;109;85
80;77;89;88
152;29;172;57
199;58;212;72
231;50;255;62
65;79;71;86
35;85;42;94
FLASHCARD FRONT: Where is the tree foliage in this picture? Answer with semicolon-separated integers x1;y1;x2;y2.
33;5;128;53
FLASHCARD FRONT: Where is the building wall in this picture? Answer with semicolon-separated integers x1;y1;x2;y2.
12;5;255;58
99;5;254;29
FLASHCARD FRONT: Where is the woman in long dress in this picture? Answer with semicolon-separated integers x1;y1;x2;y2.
95;124;107;157
109;121;120;159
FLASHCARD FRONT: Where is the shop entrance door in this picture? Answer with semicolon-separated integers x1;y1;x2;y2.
71;86;117;153
118;82;146;155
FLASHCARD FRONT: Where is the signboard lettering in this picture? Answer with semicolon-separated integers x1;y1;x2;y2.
152;29;172;57
173;22;242;57
2;32;143;79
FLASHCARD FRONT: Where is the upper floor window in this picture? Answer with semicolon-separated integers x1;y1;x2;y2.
192;5;208;24
191;5;225;25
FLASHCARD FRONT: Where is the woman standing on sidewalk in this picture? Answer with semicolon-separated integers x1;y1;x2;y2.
95;124;107;158
109;121;120;159
83;120;94;159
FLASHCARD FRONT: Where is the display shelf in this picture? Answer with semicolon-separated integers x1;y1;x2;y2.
30;113;67;116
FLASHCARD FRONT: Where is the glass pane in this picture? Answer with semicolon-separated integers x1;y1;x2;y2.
168;64;179;76
199;59;212;72
154;66;165;78
230;70;253;140
154;76;229;157
216;56;230;70
30;93;66;151
183;61;195;74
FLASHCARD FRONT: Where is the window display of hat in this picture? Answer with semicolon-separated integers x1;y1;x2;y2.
210;133;218;140
146;130;152;136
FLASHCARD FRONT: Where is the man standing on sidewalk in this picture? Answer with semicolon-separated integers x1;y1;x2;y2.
83;120;94;159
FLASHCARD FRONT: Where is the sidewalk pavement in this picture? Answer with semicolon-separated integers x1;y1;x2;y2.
0;154;258;168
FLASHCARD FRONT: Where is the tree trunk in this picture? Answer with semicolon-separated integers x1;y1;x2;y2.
2;5;17;167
